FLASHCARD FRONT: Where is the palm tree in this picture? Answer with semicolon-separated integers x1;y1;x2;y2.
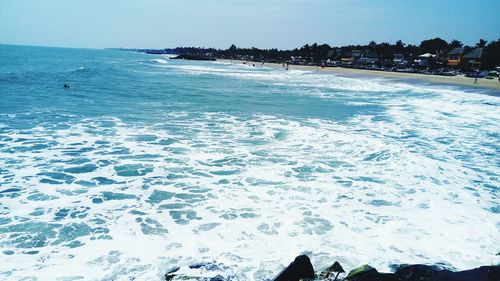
476;39;487;47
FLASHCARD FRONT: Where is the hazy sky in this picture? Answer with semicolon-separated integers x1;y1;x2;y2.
1;0;499;49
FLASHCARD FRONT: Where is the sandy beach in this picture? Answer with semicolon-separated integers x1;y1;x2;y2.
221;60;500;91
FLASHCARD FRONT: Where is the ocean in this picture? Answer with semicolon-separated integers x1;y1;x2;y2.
0;44;498;280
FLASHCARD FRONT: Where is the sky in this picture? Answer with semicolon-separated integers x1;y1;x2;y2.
1;0;499;49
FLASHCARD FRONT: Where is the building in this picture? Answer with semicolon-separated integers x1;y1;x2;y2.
414;53;436;67
351;50;363;60
447;47;465;66
340;50;363;65
290;56;308;65
357;50;380;65
393;54;407;65
327;49;341;59
326;49;341;66
340;51;354;65
462;47;484;69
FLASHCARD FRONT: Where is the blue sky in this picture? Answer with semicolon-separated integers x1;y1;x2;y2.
1;0;499;49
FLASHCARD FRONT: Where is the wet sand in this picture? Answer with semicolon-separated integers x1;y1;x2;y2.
221;60;500;91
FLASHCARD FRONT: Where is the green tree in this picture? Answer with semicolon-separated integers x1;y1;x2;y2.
448;39;463;49
476;38;488;47
419;37;448;54
483;39;500;69
394;40;405;53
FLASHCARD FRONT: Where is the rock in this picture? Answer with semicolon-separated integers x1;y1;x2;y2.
345;264;377;279
164;255;500;281
344;264;500;281
319;261;345;280
344;264;399;281
209;275;225;281
393;264;442;280
272;255;315;281
394;264;500;281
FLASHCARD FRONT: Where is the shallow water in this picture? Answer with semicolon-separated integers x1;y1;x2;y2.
0;45;499;280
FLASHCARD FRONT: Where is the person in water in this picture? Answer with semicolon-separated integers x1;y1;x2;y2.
63;83;70;88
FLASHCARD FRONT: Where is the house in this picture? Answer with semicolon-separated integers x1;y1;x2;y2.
351;50;363;59
414;53;436;67
326;49;341;66
291;56;308;65
462;47;483;69
341;50;362;65
340;51;354;65
327;49;341;59
447;47;465;66
393;54;407;65
358;50;380;65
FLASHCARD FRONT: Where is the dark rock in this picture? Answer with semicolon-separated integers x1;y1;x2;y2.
345;264;396;281
210;275;225;281
345;264;377;279
344;264;500;281
350;272;397;281
394;264;442;280
320;261;345;280
272;255;315;281
396;265;500;281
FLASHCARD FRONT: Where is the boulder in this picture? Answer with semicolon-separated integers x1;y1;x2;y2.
272;255;315;281
395;264;500;281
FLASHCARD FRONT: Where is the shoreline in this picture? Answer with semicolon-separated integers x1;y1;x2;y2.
219;59;500;91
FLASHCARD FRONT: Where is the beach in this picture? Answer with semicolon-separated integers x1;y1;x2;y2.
223;60;500;91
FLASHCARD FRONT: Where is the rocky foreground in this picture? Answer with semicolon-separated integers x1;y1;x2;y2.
165;254;499;281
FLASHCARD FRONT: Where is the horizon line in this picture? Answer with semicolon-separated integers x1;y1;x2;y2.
1;37;498;52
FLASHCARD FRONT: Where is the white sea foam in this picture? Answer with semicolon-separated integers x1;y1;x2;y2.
0;60;499;280
1;111;499;279
151;58;168;64
167;61;478;96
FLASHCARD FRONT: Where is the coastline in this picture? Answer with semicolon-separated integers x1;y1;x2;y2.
220;59;500;91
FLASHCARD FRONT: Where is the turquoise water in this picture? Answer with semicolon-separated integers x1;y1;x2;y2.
0;45;498;280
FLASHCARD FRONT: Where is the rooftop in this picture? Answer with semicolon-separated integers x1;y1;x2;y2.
448;47;465;55
463;47;484;59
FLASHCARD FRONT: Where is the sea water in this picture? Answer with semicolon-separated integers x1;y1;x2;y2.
0;45;498;280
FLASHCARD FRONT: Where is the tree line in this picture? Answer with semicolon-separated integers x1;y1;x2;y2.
137;37;500;69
